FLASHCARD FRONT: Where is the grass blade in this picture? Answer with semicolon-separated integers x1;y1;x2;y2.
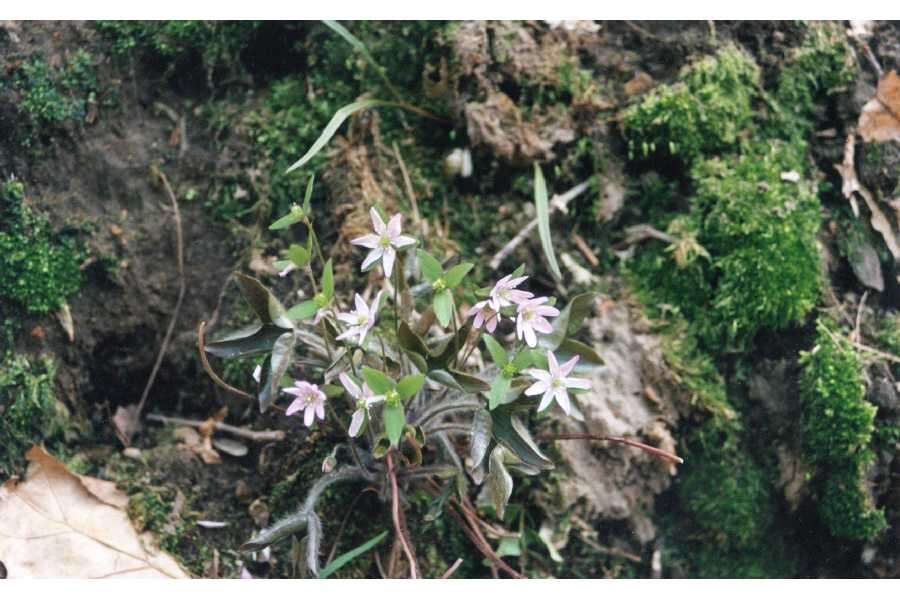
322;20;402;102
285;98;386;174
318;530;388;579
534;162;562;280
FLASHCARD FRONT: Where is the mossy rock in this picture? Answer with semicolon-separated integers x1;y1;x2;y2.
622;43;760;163
0;180;82;315
817;460;887;541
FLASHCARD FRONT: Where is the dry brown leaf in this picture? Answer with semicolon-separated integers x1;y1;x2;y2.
0;446;188;578
112;403;141;447
858;70;900;143
834;132;860;217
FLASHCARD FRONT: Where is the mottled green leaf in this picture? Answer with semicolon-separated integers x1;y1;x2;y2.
470;408;493;468
491;406;554;472
235;273;293;329
204;323;285;359
259;331;295;412
556;338;604;366
486;446;513;519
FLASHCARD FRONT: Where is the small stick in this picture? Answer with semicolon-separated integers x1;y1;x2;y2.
392;142;425;237
489;179;592;270
197;321;255;401
542;433;684;465
853;291;868;345
387;451;419;579
571;232;599;267
133;167;186;427
440;558;464;579
146;413;284;442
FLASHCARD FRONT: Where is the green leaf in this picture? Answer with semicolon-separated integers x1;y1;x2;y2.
398;321;430;357
511;263;526;279
533;162;562;280
400;349;428;373
259;332;296;412
397;373;425;400
204;323;285;359
433;288;454;328
488;375;512;411
417;249;443;283
318;531;388;579
483;334;508;367
302;173;315;216
486;446;513;519
321;259;334;300
449;369;490;393
287;300;319;321
470;408;493;468
235;273;293;329
444;262;474;288
288;244;311;268
269;210;305;231
362;367;395;395
424;481;454;522
384;403;406;447
511;349;537;372
491;406;554;472
557;338;604;366
539;292;597;351
286;99;387;174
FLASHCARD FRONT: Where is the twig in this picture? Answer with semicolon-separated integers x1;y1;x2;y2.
146;413;285;442
822;326;900;365
386;451;419;578
455;496;524;578
853;291;868;345
133;167;186;426
440;558;464;579
571;232;599;267
489;179;592;271
542;433;684;465
621;224;677;246
197;321;255;401
392;141;425;238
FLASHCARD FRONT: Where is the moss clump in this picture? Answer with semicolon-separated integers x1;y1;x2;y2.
799;320;887;541
631;142;822;352
7;50;97;147
771;22;856;140
0;180;82;314
0;353;69;478
622;44;760;163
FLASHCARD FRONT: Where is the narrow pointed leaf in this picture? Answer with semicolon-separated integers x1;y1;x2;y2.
288;244;311;268
488;375;512;410
557;338;604;366
486;446;513;519
469;408;493;468
444;262;474;288
204;323;285;359
318;531;388;579
302;173;315;215
270;210;305;231
433;288;453;328
483;334;508;367
398;321;430;356
397;373;425;400
491;406;554;472
235;273;293;329
362;367;395;395
383;403;406;447
534;162;562;280
287;300;320;321
259;331;295;412
286;99;386;174
511;349;537;372
539;292;596;351
417;249;443;283
321;259;334;300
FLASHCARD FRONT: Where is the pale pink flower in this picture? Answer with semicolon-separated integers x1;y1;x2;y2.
516;297;559;348
284;380;327;427
351;208;416;277
488;274;533;311
466;300;500;333
335;292;383;345
278;263;297;277
339;372;385;437
524;351;591;415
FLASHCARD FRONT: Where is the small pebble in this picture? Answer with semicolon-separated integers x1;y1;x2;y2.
123;447;142;460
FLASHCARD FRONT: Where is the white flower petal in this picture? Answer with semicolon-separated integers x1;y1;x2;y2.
354;293;368;314
349;409;365;437
285;399;305;416
361;248;383;271
370;207;387;235
554;388;571;415
524;326;537;348
526;369;552;382
525;379;550;396
387;213;402;238
304;406;315;427
351;233;381;249
382;246;396;277
538;390;554;412
559;355;580;377
564;377;591;390
339;372;361;399
547;351;560;378
392;235;416;248
532;318;553;334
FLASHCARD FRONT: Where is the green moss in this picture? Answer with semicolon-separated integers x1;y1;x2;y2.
799;320;887;541
771;22;856;140
622;44;760;163
630;142;822;352
0;180;82;314
799;321;876;465
818;461;887;541
7;51;97;147
0;353;69;478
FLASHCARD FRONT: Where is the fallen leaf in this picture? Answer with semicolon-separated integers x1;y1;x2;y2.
197;521;228;529
847;234;885;291
56;302;75;343
834;133;860;217
0;446;188;578
624;72;655;97
858;70;900;143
